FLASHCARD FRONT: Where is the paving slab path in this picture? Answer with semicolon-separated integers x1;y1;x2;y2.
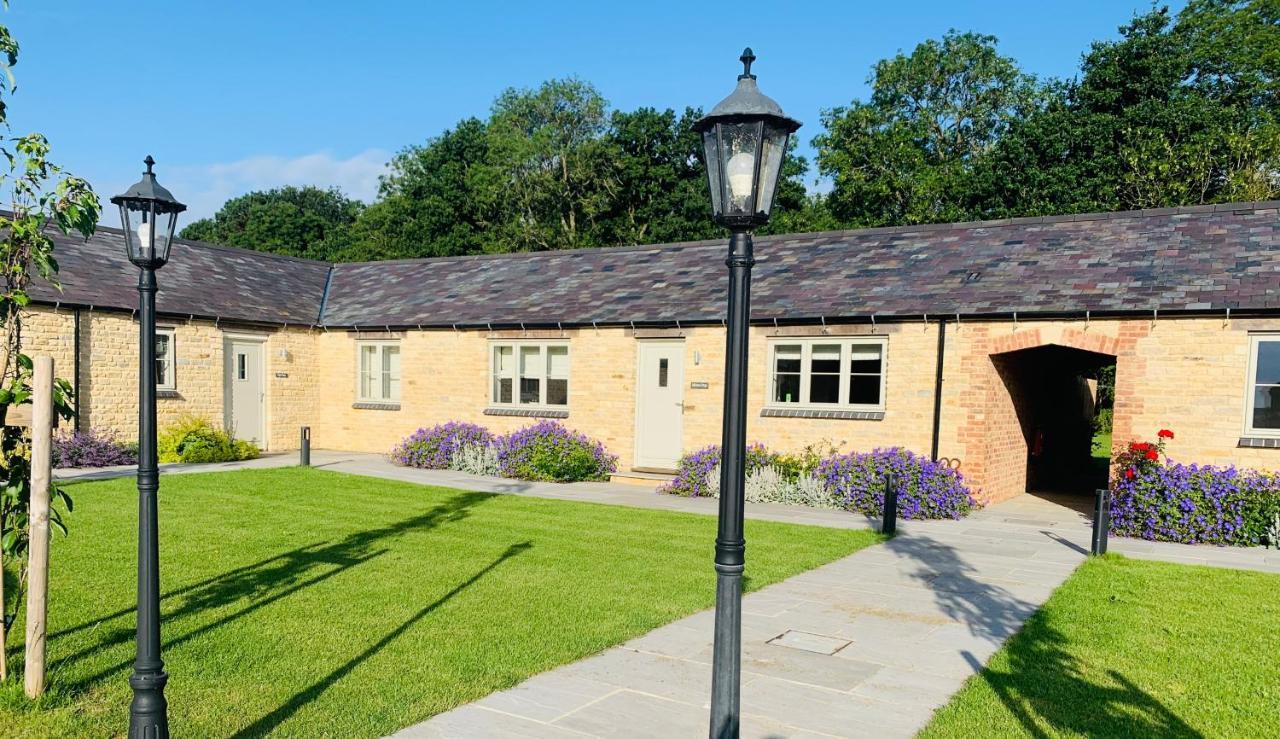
59;450;1280;737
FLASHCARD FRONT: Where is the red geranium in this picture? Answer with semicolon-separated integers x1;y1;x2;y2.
1158;429;1175;439
1124;467;1135;479
1145;449;1158;461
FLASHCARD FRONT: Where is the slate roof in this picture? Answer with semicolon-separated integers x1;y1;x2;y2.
32;226;331;325
34;201;1280;327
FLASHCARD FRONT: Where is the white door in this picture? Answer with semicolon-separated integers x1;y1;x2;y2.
225;339;265;447
634;340;685;470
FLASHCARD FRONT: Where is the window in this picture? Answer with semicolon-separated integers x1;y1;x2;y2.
155;328;176;391
768;338;886;409
357;341;400;403
491;342;569;407
1246;335;1280;435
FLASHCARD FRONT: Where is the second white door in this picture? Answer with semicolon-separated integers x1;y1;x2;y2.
634;340;685;470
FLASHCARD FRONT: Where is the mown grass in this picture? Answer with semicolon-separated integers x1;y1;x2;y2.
921;555;1280;738
1;467;879;737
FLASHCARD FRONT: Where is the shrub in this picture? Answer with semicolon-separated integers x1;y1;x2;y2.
495;420;617;482
1111;430;1280;546
392;422;492;469
158;416;260;464
704;461;837;508
819;447;976;520
53;428;137;468
448;441;500;477
660;443;775;497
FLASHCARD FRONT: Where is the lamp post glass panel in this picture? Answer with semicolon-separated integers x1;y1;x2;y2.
110;156;185;739
694;49;799;738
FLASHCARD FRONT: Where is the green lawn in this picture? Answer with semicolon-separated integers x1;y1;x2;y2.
921;555;1280;738
0;467;878;737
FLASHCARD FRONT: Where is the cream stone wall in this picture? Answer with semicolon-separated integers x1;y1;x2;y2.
19;303;1280;498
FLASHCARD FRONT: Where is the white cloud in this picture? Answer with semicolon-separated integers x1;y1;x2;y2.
155;149;391;223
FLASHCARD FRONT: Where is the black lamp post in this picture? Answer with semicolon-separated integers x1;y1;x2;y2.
111;156;186;739
694;49;800;739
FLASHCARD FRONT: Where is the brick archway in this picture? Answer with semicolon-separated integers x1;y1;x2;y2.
954;323;1139;505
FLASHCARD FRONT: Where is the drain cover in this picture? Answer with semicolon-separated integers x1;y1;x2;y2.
767;630;851;655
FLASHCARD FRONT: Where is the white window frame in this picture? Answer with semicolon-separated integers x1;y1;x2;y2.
1244;334;1280;437
765;337;887;411
155;327;177;391
356;340;401;404
489;341;570;409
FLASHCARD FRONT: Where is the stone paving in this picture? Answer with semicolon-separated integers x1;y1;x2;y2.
60;450;1280;737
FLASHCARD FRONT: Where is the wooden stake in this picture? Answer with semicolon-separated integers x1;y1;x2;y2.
24;356;53;698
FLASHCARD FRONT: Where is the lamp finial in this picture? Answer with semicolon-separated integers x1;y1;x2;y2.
739;48;756;80
143;155;155;175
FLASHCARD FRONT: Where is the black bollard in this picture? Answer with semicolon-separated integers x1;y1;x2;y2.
882;472;899;536
300;426;311;467
1091;488;1111;555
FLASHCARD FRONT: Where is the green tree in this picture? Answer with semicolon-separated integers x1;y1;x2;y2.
338;118;489;261
973;2;1280;216
475;78;616;252
597;106;718;245
0;5;96;681
814;31;1041;227
180;185;362;260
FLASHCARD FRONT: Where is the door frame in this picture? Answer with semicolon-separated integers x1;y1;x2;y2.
632;338;686;471
223;333;268;450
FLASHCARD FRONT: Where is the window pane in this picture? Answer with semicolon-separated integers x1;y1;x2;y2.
850;346;882;374
496;378;512;404
360;345;376;398
774;373;800;404
1256;341;1280;384
495;345;513;373
658;358;668;388
546;346;569;377
519;346;541;404
155;335;171;387
811;344;841;373
1254;387;1280;429
237;353;247;381
383;346;400;400
810;374;840;403
520;377;541;404
547;378;568;405
774;345;801;374
850;375;881;405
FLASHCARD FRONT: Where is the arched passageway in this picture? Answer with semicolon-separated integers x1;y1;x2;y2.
990;343;1116;503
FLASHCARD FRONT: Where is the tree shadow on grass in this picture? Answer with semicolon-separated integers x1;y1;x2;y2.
229;541;533;738
885;534;1199;737
54;491;495;695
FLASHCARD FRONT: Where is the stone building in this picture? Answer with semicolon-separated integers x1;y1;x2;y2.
24;201;1280;504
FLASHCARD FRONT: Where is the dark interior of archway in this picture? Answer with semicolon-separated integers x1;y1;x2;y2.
993;344;1116;498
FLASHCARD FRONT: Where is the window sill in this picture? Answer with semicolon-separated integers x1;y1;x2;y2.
353;401;401;411
484;407;569;419
761;407;885;421
1238;436;1280;448
157;390;181;399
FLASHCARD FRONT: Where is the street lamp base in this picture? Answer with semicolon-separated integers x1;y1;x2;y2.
128;668;170;739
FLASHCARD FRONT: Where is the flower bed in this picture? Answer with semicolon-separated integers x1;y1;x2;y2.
392;422;492;469
391;420;617;483
53;428;137;468
820;447;975;520
661;442;976;520
1111;430;1280;546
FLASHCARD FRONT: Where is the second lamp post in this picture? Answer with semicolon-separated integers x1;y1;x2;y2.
111;155;186;739
694;49;800;739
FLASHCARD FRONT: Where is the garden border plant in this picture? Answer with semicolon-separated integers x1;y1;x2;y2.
1110;429;1280;546
392;419;617;483
661;440;976;520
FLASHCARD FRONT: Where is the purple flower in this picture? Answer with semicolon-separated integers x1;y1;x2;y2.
53;428;137;468
1110;458;1279;546
818;447;976;520
494;420;618;482
391;422;492;469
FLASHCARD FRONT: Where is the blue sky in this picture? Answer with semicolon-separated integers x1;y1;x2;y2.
6;1;1181;222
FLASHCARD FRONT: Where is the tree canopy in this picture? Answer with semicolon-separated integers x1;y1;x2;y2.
192;0;1280;261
